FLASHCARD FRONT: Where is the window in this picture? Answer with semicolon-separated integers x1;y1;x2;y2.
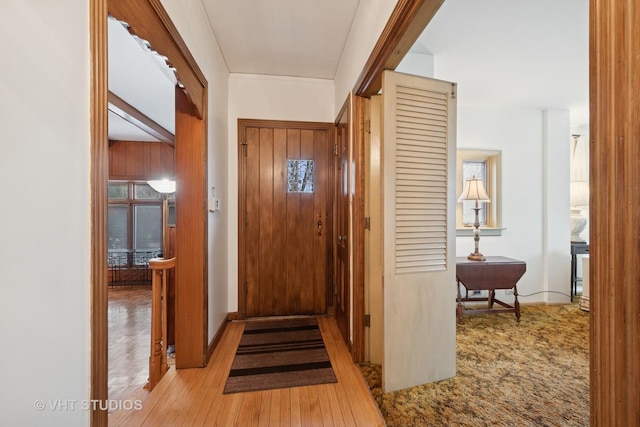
108;205;128;250
287;160;314;193
461;160;488;225
107;181;169;254
133;205;162;250
456;149;502;235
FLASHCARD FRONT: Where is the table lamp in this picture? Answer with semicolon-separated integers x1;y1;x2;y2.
458;176;491;261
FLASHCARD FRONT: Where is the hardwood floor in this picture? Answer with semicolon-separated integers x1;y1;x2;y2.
109;314;385;426
108;285;175;405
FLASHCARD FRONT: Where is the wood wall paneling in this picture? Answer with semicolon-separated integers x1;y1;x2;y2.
590;0;640;424
109;140;175;180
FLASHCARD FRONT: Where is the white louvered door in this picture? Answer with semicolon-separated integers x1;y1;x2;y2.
381;70;456;392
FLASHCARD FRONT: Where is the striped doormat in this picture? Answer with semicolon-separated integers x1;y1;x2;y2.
223;317;337;394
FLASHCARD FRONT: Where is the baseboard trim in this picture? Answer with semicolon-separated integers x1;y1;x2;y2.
206;315;230;363
227;311;246;321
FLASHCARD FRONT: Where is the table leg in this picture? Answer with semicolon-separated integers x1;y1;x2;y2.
571;253;577;301
488;289;495;309
513;286;521;322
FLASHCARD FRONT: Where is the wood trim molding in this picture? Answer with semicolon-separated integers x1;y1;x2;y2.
342;0;444;364
90;0;108;425
227;312;245;321
109;0;207;118
238;118;338;131
206;316;230;362
175;87;208;368
590;0;640;424
147;0;207;87
351;95;367;363
108;91;175;145
237;120;248;317
353;0;444;97
92;1;209;422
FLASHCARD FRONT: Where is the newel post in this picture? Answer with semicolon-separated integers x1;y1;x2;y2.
147;257;176;391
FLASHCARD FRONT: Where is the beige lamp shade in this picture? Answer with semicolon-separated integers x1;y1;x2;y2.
570;181;589;208
457;177;490;203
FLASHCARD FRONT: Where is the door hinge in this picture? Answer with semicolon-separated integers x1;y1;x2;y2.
334;143;338;156
364;217;371;230
241;141;248;156
364;314;371;328
364;119;371;134
451;83;457;99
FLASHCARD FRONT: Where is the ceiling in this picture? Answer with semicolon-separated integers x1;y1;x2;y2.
108;0;589;141
416;0;589;125
201;0;361;79
108;16;176;142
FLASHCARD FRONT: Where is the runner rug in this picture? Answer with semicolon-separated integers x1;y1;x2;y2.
223;317;337;394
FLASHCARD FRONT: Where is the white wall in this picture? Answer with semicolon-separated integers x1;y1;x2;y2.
398;47;574;305
333;0;398;113
543;110;571;303
161;0;231;341
227;74;336;311
0;2;231;425
455;106;571;304
0;1;91;425
396;52;435;77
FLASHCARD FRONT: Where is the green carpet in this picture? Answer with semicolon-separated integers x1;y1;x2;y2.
360;304;589;426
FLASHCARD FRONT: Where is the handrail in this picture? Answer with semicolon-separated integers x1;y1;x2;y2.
147;257;176;391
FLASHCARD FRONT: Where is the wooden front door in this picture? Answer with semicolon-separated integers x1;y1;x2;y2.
239;120;333;317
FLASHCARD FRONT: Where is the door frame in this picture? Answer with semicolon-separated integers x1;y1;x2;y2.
90;0;208;425
87;0;637;423
237;119;335;318
343;0;445;363
334;100;352;344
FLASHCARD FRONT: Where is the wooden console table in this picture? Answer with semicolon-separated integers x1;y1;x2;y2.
456;256;527;323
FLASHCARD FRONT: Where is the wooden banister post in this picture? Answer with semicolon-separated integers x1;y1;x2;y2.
147;257;176;391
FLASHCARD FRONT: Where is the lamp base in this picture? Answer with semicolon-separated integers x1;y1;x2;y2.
570;208;587;243
468;252;486;261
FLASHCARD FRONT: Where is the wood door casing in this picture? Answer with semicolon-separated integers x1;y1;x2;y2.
239;120;333;317
335;105;350;343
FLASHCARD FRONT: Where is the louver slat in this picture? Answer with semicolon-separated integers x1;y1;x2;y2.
395;85;448;274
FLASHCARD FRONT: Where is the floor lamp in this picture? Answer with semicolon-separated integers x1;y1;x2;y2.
148;179;176;258
458;176;491;261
